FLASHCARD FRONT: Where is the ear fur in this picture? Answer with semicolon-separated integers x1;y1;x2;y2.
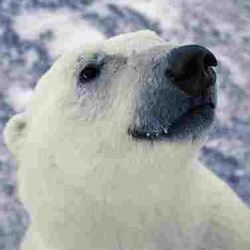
3;112;28;159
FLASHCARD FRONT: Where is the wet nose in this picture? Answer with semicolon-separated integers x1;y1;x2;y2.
166;45;217;95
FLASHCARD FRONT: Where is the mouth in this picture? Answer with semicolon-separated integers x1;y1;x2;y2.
189;102;215;112
128;102;216;141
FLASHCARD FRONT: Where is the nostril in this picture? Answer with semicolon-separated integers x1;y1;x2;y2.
166;69;176;81
204;53;217;68
204;66;209;74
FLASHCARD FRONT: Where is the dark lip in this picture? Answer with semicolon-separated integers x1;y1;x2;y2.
127;126;165;140
128;103;216;141
189;102;215;112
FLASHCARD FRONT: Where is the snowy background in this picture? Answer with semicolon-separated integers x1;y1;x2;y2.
0;0;250;249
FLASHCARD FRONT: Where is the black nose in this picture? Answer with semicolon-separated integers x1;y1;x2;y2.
166;45;217;95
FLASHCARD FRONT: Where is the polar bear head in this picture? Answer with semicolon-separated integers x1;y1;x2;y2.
4;30;217;154
3;30;217;249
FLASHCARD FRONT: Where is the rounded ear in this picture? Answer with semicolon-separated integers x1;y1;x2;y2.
3;112;28;159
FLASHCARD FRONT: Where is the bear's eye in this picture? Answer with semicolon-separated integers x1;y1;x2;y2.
79;64;101;84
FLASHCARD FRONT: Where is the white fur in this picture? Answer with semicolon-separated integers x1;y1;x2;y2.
3;30;250;250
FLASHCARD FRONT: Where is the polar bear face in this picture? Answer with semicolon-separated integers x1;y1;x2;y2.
3;30;218;249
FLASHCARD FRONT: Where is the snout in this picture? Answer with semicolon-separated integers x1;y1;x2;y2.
128;44;218;142
166;44;217;110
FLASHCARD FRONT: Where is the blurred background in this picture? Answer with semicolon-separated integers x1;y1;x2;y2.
0;0;249;249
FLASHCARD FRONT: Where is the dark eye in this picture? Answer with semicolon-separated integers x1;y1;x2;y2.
79;64;100;84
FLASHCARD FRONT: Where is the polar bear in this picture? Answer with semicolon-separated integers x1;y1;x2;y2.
3;30;250;250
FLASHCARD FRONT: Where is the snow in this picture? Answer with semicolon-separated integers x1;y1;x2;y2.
113;0;182;32
6;86;33;113
14;8;106;58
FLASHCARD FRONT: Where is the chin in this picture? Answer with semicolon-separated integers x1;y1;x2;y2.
128;103;216;143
